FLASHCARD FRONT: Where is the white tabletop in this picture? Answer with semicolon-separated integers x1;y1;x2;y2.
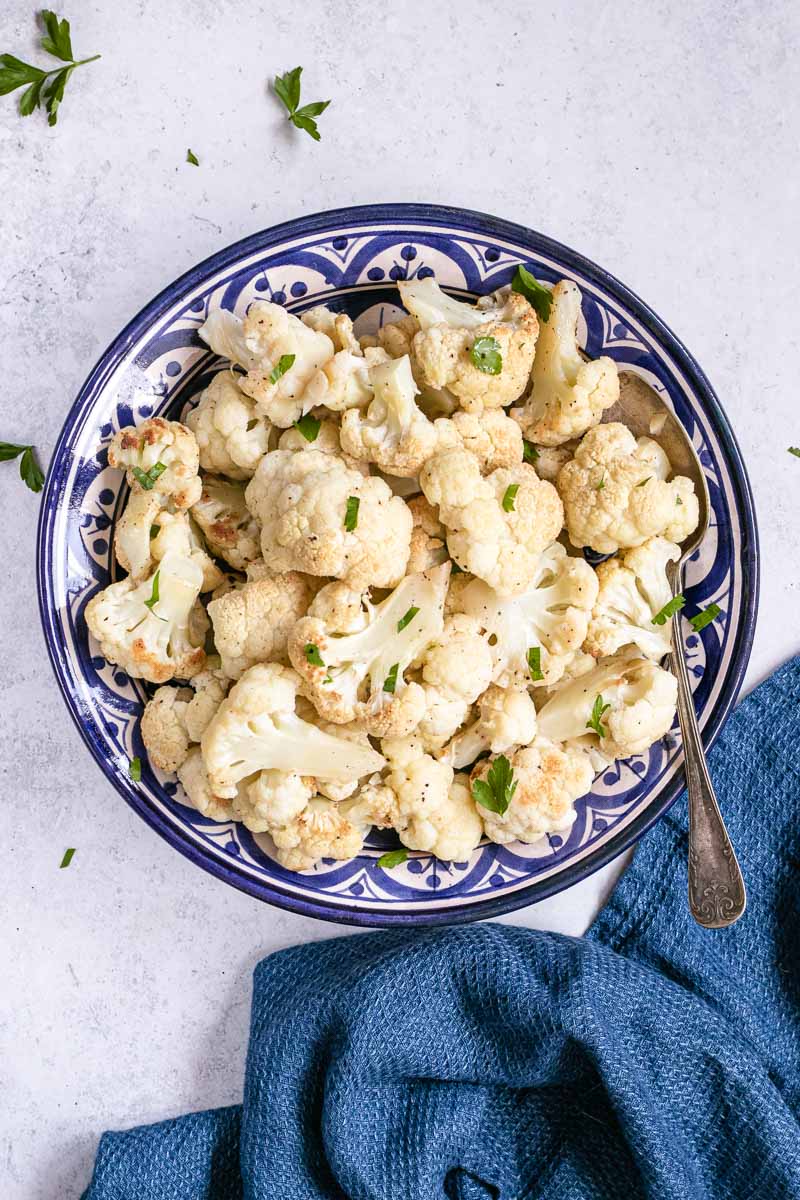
2;2;798;1195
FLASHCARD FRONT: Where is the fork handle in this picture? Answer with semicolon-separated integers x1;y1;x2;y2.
669;573;746;928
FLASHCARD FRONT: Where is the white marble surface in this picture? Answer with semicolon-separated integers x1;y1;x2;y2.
1;1;798;1195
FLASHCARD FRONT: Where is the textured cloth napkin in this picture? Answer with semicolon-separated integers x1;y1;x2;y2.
82;659;800;1200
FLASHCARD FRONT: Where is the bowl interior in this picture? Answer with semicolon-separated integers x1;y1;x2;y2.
37;206;758;925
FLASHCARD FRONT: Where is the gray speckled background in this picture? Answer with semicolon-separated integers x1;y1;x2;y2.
1;2;798;1195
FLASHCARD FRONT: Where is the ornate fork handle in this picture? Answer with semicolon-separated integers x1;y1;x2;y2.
669;565;746;929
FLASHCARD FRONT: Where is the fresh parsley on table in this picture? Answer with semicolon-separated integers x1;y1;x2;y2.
0;10;100;126
273;66;330;141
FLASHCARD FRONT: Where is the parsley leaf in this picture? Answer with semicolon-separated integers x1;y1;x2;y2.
186;148;199;166
586;695;611;738
789;447;800;459
690;603;721;632
59;847;76;869
0;13;100;125
522;439;540;465
377;848;408;869
383;663;400;694
131;461;166;491
294;414;321;442
143;570;161;613
268;353;295;384
651;594;685;626
0;442;44;492
502;483;519;512
273;66;330;141
129;756;142;782
397;606;419;633
595;475;605;490
471;755;517;815
470;335;503;375
527;646;544;682
511;265;553;322
304;643;325;668
636;477;651;487
344;495;360;531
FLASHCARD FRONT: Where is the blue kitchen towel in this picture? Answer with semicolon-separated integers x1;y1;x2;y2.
82;658;800;1199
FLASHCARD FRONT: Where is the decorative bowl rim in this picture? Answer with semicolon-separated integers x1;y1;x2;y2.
36;202;759;926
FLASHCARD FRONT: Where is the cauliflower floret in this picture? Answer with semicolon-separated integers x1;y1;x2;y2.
269;796;367;871
207;572;312;679
527;444;573;483
455;541;599;686
108;417;202;509
367;313;419;358
245;449;413;590
339;354;441;477
416;614;494;750
584;537;681;661
557;423;700;553
406;495;448;575
399;278;539;413
420;449;563;596
301;350;376;413
536;649;678;760
199;301;334;427
235;770;315;834
442;683;537;768
201;663;385;798
300;306;362;355
149;510;225;592
277;417;368;474
177;747;238;821
85;552;206;683
190;475;261;571
474;740;594;846
141;685;193;772
444;410;524;471
185;371;271;480
288;564;450;737
113;489;165;581
185;663;231;742
512;280;619;446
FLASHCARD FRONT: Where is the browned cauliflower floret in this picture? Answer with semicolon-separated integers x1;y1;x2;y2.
207;572;312;679
406;495;448;575
556;423;700;553
444;410;524;471
245;449;413;590
141;685;193;772
300;306;362;355
190;475;261;572
472;740;593;846
109;417;202;509
420;449;563;596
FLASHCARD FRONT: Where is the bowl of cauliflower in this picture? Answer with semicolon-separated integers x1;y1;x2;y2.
37;205;758;925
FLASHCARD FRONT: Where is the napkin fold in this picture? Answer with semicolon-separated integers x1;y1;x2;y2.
82;659;800;1200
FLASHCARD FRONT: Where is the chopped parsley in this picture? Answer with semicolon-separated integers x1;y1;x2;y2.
59;847;76;869
383;663;400;693
511;265;553;322
651;594;686;626
304;643;325;668
131;461;166;491
470;335;503;375
789;447;800;459
636;477;651;487
294;413;321;442
689;603;721;632
143;570;161;612
268;353;295;384
0;442;44;492
471;755;517;815
129;757;142;782
377;848;408;869
522;439;540;465
344;495;360;531
586;695;611;739
527;646;544;682
397;606;419;633
502;483;519;512
595;475;606;490
186;148;200;166
273;66;330;141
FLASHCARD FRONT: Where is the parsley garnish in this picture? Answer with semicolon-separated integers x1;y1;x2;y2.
511;265;553;322
471;755;517;815
131;461;166;491
304;643;325;668
186;148;199;166
676;496;683;506
149;524;160;539
690;603;721;632
651;594;685;626
397;606;419;633
129;757;142;782
383;663;400;693
789;448;800;459
59;847;76;869
527;646;544;682
0;442;44;492
268;353;296;384
377;848;408;869
344;495;360;532
273;66;330;141
294;414;321;442
595;475;606;490
502;483;519;512
636;477;651;487
470;335;503;375
0;11;100;126
586;695;611;738
522;439;540;465
143;570;161;613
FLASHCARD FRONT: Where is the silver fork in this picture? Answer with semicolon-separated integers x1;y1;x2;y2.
608;372;746;929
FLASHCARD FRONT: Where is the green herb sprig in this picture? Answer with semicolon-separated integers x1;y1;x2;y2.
383;663;400;694
586;695;611;739
689;603;721;633
522;440;539;465
471;755;517;815
0;442;44;492
294;414;321;442
377;848;408;869
651;595;685;626
470;336;503;375
273;66;330;141
131;461;166;491
59;847;76;869
344;496;360;531
527;646;544;682
511;265;553;322
186;148;199;166
502;483;519;512
397;606;419;633
788;447;800;459
0;11;100;126
268;353;295;385
304;643;325;668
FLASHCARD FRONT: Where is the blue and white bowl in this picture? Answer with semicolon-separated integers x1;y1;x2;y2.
37;205;758;926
